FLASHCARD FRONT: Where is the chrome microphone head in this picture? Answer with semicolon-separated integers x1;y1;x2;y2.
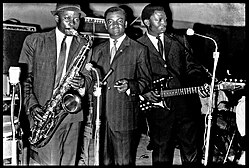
186;28;194;36
9;66;21;84
85;63;93;71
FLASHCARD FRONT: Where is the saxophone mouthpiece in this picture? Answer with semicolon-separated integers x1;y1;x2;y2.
71;29;79;37
65;28;79;37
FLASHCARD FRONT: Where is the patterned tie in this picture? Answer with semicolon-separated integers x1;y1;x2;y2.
110;39;117;64
156;35;164;57
55;35;67;88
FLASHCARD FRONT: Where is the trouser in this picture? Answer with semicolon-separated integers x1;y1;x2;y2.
30;121;81;165
100;121;140;166
147;107;201;165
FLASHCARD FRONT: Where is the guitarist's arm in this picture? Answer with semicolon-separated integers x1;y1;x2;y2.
176;34;210;98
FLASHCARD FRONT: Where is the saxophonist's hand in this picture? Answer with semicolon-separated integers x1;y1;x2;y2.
70;72;85;90
30;105;45;122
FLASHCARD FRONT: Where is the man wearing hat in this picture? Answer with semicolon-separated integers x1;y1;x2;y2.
19;3;92;165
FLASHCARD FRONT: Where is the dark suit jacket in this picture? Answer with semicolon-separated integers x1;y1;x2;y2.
138;33;208;117
19;29;92;123
91;35;151;131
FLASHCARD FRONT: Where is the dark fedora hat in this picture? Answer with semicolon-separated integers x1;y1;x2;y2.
51;3;86;18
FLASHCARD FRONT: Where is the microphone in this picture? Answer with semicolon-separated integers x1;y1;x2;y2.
101;68;114;85
85;63;95;71
186;28;218;52
186;28;194;36
85;63;114;85
187;28;220;166
9;66;21;85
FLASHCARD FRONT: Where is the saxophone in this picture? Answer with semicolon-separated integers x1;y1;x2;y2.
29;30;93;148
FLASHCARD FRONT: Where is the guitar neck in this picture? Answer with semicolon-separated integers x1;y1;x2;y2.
160;86;204;97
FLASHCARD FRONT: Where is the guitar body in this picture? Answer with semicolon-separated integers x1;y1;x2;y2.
140;77;172;111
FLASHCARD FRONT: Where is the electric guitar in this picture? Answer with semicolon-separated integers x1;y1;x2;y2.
140;77;246;111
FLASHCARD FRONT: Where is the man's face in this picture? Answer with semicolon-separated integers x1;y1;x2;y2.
146;10;167;36
105;11;127;39
55;10;80;35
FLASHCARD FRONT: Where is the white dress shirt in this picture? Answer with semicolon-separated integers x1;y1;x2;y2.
55;27;73;83
109;33;126;53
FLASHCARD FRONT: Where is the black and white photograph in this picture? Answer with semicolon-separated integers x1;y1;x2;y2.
3;3;246;166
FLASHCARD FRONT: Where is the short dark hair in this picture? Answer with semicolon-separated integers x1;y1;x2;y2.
104;6;127;21
141;3;165;25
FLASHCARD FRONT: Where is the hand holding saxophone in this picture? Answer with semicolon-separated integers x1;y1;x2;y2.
30;105;45;122
69;72;85;90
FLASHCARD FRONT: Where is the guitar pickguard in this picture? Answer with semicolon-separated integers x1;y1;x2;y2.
140;77;172;111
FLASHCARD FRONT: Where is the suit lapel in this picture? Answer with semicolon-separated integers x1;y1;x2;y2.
43;30;57;98
96;41;111;70
163;33;173;64
144;34;158;56
46;30;57;78
105;41;111;64
143;34;166;63
111;36;130;65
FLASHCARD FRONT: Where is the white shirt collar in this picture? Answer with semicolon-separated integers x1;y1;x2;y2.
147;32;164;43
55;27;73;44
109;33;126;50
147;32;164;49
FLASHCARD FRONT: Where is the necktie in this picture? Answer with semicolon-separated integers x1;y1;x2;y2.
110;39;117;64
55;35;67;88
156;35;164;57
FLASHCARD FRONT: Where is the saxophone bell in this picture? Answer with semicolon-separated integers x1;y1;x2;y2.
62;90;82;113
60;28;89;113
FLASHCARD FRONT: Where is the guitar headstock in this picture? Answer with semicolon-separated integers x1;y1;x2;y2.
218;78;246;91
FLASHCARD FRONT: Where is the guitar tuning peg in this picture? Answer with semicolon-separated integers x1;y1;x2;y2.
224;78;227;82
234;79;237;82
240;79;243;83
229;79;232;82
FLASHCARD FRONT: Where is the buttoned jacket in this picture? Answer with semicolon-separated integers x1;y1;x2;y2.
91;35;152;131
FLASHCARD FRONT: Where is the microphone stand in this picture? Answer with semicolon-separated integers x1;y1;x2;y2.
203;37;220;166
92;68;101;166
10;82;18;165
8;67;21;165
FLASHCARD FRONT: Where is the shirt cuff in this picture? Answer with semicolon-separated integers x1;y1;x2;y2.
126;88;130;96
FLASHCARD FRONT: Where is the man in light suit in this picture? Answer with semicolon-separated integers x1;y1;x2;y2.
18;3;92;165
138;3;209;166
90;6;152;165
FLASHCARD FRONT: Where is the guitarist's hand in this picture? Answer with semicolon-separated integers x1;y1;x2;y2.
143;91;160;103
198;83;210;98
